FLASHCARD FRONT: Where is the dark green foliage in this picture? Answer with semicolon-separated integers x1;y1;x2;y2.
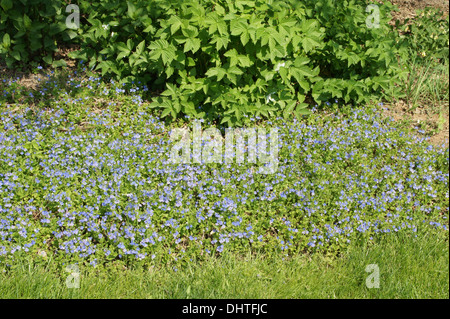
0;0;75;67
71;0;404;125
2;0;409;125
69;0;169;85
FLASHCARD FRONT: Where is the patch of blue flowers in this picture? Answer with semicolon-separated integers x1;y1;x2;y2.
0;73;448;269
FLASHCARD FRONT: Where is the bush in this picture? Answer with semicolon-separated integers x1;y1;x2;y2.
70;0;404;126
1;0;406;125
0;0;76;68
70;0;168;84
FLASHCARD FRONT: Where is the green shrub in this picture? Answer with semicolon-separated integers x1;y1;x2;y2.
69;0;168;85
71;0;405;126
0;0;76;68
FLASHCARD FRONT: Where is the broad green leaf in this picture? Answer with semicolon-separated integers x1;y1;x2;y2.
149;40;176;64
10;50;21;61
66;30;78;40
230;19;249;37
0;0;12;11
127;39;134;51
52;59;67;68
205;67;226;81
23;14;32;29
116;42;131;53
2;33;10;48
161;108;172;118
294;56;310;67
136;40;145;55
127;1;137;19
301;36;321;53
211;34;230;51
168;15;183;34
161;83;178;96
184;38;201;53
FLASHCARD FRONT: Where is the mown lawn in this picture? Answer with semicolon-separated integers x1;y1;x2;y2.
1;229;447;298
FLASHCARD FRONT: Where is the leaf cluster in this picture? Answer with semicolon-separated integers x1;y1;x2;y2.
0;0;74;67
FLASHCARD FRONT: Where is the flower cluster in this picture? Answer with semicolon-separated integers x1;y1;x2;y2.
0;72;448;269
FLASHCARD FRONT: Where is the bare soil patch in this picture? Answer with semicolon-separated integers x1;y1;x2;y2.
382;100;449;147
390;0;449;22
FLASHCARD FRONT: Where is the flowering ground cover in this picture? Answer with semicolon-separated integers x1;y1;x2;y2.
0;1;448;299
0;72;448;273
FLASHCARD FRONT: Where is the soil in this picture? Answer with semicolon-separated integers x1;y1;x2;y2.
390;0;449;22
381;100;449;147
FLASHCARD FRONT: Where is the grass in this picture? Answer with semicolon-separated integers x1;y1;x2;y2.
1;229;447;299
404;56;449;113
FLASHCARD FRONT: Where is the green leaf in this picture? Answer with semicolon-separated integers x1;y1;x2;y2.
205;67;226;81
116;51;128;60
294;56;310;67
301;36;321;53
161;83;178;97
52;59;67;68
29;37;42;51
10;50;21;61
283;100;296;119
48;23;66;36
230;19;249;45
127;1;137;19
23;14;32;29
0;0;12;11
168;15;183;35
66;30;78;40
230;19;247;36
206;12;228;35
161;107;172;118
184;37;201;53
227;65;243;75
220;116;233;126
211;34;230;51
2;33;10;48
294;108;311;118
149;40;176;65
127;39;134;51
117;42;131;53
291;65;317;78
136;40;145;55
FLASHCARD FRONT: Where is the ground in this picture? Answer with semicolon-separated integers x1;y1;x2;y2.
391;0;449;21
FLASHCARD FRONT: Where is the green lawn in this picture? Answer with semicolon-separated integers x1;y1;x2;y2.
1;229;447;299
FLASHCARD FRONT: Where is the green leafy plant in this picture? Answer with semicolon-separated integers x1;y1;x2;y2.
0;0;75;68
69;0;169;85
71;0;406;126
150;0;406;125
